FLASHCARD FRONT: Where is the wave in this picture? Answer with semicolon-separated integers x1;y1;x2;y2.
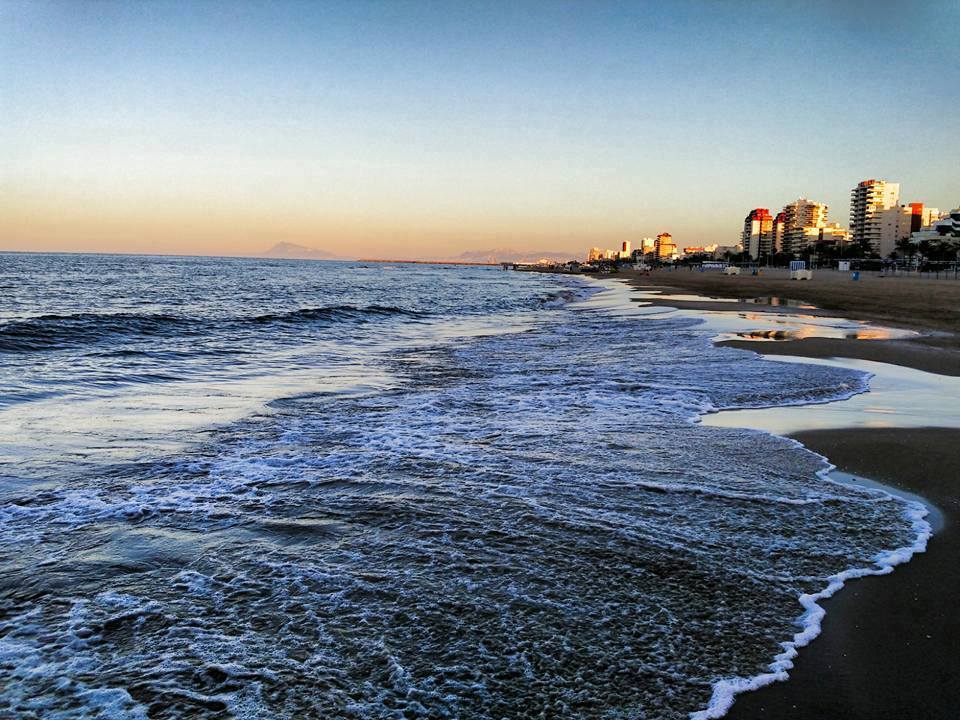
0;305;428;353
249;305;427;324
0;312;195;352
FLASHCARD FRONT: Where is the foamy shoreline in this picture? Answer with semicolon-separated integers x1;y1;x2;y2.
577;274;957;719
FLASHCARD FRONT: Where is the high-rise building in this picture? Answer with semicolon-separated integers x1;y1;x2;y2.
587;247;604;262
781;198;829;255
850;179;901;256
655;233;676;260
619;240;632;259
741;208;774;259
640;237;656;254
772;212;786;254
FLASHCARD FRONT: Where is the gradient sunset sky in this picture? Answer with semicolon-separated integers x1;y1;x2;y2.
2;0;958;258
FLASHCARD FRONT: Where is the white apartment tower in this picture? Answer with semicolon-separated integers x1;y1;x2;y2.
850;179;901;256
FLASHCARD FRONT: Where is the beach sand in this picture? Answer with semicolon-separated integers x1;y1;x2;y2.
621;267;960;335
621;268;960;376
612;269;960;717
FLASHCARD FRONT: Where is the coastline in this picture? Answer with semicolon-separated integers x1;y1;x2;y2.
619;267;960;376
727;427;960;719
604;271;960;717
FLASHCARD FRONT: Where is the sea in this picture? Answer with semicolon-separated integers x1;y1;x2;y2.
0;253;927;719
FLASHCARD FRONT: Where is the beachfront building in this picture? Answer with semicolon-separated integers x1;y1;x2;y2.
587;247;604;262
867;203;931;256
741;208;774;259
772;212;786;255
655;233;676;261
789;223;850;254
619;240;632;259
712;244;741;259
907;203;942;233
683;245;716;256
781;198;829;255
850;179;901;256
910;205;960;246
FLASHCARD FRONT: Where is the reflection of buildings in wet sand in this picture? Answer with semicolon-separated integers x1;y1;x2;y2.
734;327;902;342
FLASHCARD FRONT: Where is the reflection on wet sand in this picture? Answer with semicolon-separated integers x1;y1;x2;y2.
733;327;905;342
739;296;816;309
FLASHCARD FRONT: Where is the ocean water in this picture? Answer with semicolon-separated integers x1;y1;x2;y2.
0;254;925;719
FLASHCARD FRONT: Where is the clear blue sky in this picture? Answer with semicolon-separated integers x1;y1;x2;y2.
1;0;958;256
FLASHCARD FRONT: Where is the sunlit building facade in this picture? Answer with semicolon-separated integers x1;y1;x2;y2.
655;233;676;260
849;179;901;256
781;198;828;255
741;208;774;259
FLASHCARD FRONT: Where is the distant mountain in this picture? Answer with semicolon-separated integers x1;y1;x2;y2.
449;248;577;264
262;242;338;260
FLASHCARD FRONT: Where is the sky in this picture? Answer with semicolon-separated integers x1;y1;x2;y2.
1;0;958;258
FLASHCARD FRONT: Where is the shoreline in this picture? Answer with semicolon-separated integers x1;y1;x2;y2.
727;427;960;720
601;273;960;718
618;268;960;376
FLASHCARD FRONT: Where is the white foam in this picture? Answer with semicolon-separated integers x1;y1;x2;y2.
689;412;933;720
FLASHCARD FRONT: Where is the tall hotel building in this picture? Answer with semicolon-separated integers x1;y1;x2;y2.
741;208;774;259
850;179;901;256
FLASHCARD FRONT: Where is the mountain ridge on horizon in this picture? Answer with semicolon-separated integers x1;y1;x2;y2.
448;248;579;263
261;241;339;260
260;242;579;264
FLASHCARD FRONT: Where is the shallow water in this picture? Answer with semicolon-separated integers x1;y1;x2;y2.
0;255;924;719
704;355;960;433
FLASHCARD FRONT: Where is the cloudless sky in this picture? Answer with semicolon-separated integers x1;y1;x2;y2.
1;0;958;257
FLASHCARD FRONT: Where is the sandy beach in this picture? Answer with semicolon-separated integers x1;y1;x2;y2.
615;269;960;718
622;267;960;333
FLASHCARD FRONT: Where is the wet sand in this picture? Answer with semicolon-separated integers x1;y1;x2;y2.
620;268;960;375
610;272;960;717
720;337;960;376
621;267;960;335
728;428;960;720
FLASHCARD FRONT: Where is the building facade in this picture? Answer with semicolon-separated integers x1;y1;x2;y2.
909;205;960;245
772;212;786;255
849;179;901;256
741;208;774;259
655;233;676;261
781;198;829;255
